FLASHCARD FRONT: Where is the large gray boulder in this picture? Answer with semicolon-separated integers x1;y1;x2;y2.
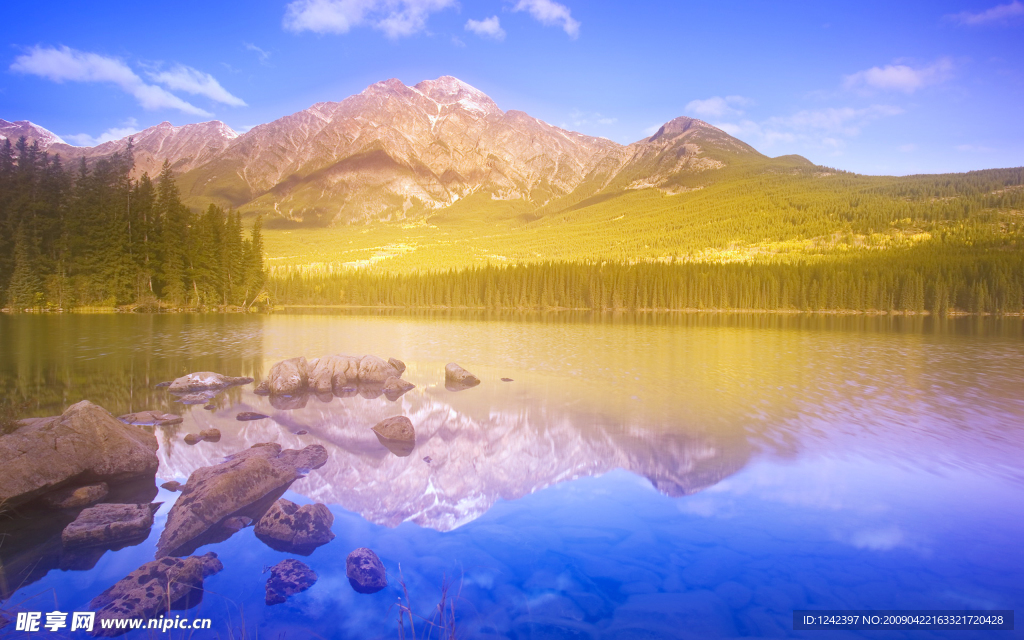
156;443;328;557
61;503;160;549
347;547;387;594
255;499;335;555
167;372;253;394
0;400;159;507
90;552;223;636
266;559;317;605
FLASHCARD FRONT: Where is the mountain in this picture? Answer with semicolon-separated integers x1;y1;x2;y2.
4;76;808;225
0;119;66;148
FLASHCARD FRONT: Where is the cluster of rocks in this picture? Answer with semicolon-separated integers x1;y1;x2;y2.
254;354;415;402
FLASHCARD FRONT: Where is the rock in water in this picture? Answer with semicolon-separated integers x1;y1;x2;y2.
388;357;407;375
175;391;219;405
40;483;109;509
154;381;172;389
90;552;222;636
156;443;328;557
501;377;514;382
183;433;203;445
0;400;158;508
307;354;360;394
167;372;254;394
61;503;160;549
199;428;221;442
346;547;387;594
445;363;481;391
222;516;253;530
236;411;269;421
382;376;415;400
266;559;317;605
371;416;415;457
161;481;183;492
255;499;335;554
117;411;183;427
255;357;309;395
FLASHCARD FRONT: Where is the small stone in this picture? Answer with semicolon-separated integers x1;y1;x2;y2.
296;430;308;435
155;381;172;388
40;482;109;509
346;548;387;594
62;503;160;549
371;416;415;457
382;376;415;400
423;456;432;463
388;357;407;375
199;428;221;442
183;433;203;445
501;377;514;382
445;363;480;391
266;559;317;605
161;481;183;492
204;403;216;411
236;412;269;421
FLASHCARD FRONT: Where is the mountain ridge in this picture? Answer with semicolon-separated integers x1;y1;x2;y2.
3;76;811;225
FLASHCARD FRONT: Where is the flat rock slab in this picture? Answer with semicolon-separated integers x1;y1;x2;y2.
41;482;109;509
0;400;159;507
61;503;160;549
168;372;254;394
347;547;387;594
90;552;222;636
266;558;317;605
156;443;328;558
117;411;183;427
255;499;335;555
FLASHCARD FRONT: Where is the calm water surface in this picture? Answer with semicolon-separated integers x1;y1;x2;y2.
1;312;1022;639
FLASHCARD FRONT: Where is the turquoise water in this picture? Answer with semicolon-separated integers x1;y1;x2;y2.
0;312;1021;638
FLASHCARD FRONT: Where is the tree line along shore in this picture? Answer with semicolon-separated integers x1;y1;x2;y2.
1;135;1022;315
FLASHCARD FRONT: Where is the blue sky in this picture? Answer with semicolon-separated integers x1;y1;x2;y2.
2;0;1022;175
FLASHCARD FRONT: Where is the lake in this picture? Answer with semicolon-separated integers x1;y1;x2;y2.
1;312;1022;639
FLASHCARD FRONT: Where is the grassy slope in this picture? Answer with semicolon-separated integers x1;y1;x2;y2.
260;165;1024;276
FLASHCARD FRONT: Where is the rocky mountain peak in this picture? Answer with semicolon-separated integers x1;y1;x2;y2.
0;119;67;148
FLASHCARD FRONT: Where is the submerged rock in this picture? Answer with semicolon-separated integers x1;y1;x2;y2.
41;482;109;509
266;558;317;605
90;552;223;636
0;400;158;508
372;416;415;457
156;443;328;557
161;481;183;492
199;428;221;443
117;411;183;427
154;381;172;389
236;411;269;421
62;503;160;549
346;547;387;594
255;499;335;555
175;391;219;405
168;372;254;394
445;363;481;391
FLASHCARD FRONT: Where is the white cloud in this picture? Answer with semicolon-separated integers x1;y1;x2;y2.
63;119;142;147
715;105;904;151
244;42;272;64
466;16;506;40
955;143;996;152
685;95;751;119
10;45;211;116
843;58;953;94
948;0;1024;25
283;0;457;38
148;65;246;107
569;109;615;127
512;0;580;38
